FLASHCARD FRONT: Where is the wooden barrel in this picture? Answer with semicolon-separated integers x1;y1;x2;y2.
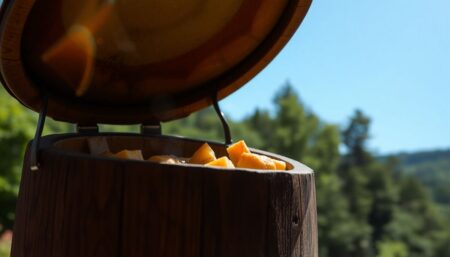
11;134;317;257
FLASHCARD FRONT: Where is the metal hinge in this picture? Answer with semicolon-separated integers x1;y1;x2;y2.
140;123;161;135
76;124;99;134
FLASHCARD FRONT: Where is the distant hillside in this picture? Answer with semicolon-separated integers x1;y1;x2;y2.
384;149;450;204
393;149;450;167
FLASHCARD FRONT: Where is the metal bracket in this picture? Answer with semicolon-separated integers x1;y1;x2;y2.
30;96;48;171
212;93;232;145
76;124;99;134
140;123;161;135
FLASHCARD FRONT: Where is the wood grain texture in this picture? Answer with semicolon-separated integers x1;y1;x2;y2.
11;134;318;257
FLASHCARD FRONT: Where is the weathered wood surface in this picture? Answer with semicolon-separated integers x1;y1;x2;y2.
11;134;317;257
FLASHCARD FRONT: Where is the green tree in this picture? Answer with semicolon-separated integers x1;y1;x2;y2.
0;87;71;232
0;89;36;232
270;84;319;160
367;164;397;246
338;110;374;257
163;107;222;142
383;176;446;257
377;241;409;257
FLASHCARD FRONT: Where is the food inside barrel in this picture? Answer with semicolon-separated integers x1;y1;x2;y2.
88;137;287;170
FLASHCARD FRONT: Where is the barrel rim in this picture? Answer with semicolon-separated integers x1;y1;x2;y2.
37;133;314;175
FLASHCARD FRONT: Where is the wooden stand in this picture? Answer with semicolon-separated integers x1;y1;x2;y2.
11;134;318;257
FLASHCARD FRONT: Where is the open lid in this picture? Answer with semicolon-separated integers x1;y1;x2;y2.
0;0;312;124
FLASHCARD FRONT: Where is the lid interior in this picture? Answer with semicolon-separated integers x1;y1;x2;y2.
0;0;311;124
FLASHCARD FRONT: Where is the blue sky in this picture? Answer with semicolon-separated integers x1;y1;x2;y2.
221;0;450;154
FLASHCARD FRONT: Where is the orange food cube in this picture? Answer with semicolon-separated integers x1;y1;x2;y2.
226;140;250;165
114;149;144;161
148;155;182;164
189;143;216;164
237;153;276;170
272;159;287;170
206;157;235;168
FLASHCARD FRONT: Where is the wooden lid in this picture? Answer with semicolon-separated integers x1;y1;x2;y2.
0;0;312;124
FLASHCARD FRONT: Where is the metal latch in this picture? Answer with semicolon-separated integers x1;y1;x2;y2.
212;92;232;145
30;95;48;171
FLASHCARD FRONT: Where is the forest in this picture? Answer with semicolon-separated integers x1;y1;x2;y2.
1;84;449;257
387;149;450;206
